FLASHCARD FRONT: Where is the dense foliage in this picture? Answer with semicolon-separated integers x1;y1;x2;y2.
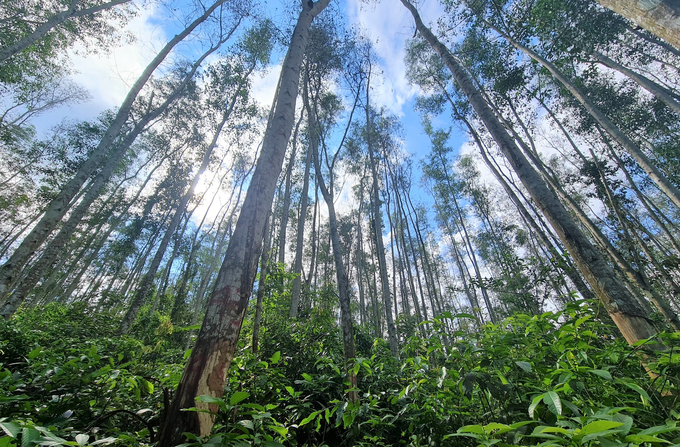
1;280;679;446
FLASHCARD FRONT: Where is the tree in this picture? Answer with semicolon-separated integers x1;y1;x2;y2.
156;0;330;443
400;0;662;348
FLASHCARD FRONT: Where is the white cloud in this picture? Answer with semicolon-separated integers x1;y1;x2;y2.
345;0;444;115
250;64;282;110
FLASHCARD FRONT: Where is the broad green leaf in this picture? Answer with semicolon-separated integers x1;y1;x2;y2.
270;351;281;363
515;361;532;372
285;386;295;396
588;369;612;380
537;426;572;435
230;391;250;406
237;420;254;431
616;379;651;406
625;434;671;444
543;391;562;416
458;425;485;434
22;427;40;447
0;423;20;438
302;373;313;381
529;393;545;418
268;425;288;437
299;411;321;427
90;437;118;446
579;421;624;436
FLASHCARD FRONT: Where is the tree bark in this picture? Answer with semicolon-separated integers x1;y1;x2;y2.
595;0;680;50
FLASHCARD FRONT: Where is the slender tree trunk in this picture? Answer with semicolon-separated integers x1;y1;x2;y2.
493;27;680;209
365;76;398;357
278;114;303;264
590;51;680;114
0;0;131;62
252;214;272;353
0;21;235;300
402;0;661;346
289;145;312;317
157;2;330;443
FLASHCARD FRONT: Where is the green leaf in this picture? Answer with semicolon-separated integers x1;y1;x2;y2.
616;379;651;406
230;392;250;406
515;361;532;372
301;373;313;382
0;422;20;438
458;425;485;434
543;391;562;416
285;386;295;396
270;351;281;364
529;393;545;418
268;425;288;437
588;369;612;380
580;420;624;435
22;428;40;447
237;420;254;431
625;434;671;444
89;437;117;445
299;411;321;427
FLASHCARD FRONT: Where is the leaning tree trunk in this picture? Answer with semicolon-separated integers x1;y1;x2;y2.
0;0;131;63
156;1;330;444
594;0;680;50
493;27;680;210
401;0;661;347
0;11;236;300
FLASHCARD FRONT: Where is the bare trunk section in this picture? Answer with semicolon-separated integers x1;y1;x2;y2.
401;0;660;347
595;0;680;50
156;2;329;443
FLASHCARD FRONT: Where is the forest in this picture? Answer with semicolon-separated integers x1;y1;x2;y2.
0;0;679;444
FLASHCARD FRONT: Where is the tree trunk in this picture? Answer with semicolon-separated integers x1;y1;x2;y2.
401;0;660;347
156;2;329;443
289;144;312;317
0;18;235;301
590;50;680;114
494;27;680;209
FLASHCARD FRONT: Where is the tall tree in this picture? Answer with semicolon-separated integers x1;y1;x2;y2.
157;1;330;443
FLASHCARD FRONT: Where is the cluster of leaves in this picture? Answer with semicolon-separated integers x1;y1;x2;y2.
0;303;186;446
1;299;679;446
190;299;680;446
